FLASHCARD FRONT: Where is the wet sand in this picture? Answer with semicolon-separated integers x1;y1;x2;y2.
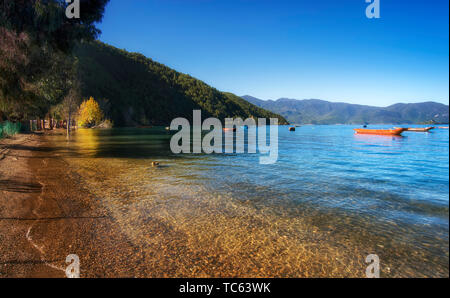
0;132;141;277
0;133;62;277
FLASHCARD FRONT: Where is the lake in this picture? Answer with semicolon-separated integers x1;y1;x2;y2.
48;125;449;277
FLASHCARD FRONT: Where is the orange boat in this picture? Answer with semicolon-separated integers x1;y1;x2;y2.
223;127;237;132
354;127;406;136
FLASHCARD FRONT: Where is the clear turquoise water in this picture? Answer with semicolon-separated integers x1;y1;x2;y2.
55;125;449;277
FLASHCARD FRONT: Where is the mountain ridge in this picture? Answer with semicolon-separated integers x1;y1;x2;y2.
72;42;288;126
242;95;449;124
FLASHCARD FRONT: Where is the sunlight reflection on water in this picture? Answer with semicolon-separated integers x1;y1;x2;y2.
49;125;449;277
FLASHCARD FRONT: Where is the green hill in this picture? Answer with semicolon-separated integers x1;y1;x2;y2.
74;42;288;126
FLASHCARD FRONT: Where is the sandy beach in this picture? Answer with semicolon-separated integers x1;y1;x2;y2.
0;132;143;278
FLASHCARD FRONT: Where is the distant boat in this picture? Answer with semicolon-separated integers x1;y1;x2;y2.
223;127;236;132
404;127;434;132
439;126;449;129
354;127;406;136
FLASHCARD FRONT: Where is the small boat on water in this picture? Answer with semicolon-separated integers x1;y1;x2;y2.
404;127;434;132
223;127;237;132
439;126;449;129
354;127;406;136
289;127;296;131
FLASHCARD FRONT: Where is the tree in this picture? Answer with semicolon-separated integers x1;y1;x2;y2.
0;0;109;53
0;0;109;120
64;88;80;137
52;79;81;137
78;97;103;128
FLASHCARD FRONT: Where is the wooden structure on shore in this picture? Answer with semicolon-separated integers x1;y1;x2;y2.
28;119;77;132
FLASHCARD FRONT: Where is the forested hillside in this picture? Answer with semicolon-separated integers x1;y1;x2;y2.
75;42;288;126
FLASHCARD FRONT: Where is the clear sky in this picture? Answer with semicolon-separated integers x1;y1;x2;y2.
97;0;449;106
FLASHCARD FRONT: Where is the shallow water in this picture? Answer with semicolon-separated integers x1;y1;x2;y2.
48;125;449;277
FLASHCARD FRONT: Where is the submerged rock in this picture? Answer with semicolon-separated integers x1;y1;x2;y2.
93;120;114;129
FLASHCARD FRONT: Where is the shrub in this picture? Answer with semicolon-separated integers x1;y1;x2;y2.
0;121;21;138
78;97;103;128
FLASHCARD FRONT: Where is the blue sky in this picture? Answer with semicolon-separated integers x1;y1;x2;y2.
97;0;449;106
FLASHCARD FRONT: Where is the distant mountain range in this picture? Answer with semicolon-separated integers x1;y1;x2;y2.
242;96;449;125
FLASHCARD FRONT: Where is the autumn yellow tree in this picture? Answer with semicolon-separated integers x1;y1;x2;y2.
78;97;103;128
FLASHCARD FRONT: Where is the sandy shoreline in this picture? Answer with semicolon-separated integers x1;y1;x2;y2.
0;133;62;277
0;132;141;277
1;132;447;278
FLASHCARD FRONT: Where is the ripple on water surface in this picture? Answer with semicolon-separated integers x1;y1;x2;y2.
49;125;449;277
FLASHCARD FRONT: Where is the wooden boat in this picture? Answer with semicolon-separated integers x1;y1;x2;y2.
439;126;449;129
354;127;406;136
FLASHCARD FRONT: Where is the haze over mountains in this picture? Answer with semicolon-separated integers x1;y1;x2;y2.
242;96;449;125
